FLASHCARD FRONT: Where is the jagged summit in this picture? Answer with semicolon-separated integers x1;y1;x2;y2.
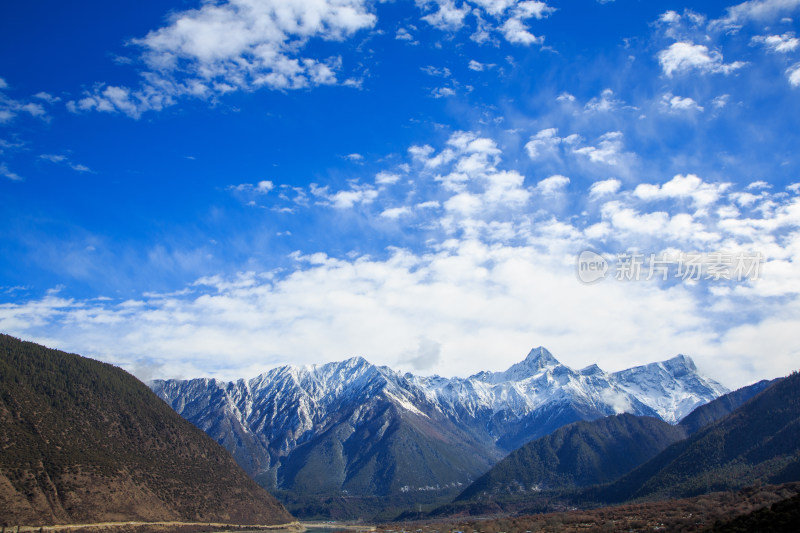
523;346;560;367
496;346;560;382
150;346;729;513
662;353;698;374
580;363;603;375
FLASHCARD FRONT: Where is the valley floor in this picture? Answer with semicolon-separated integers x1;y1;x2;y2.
378;482;800;533
0;520;303;533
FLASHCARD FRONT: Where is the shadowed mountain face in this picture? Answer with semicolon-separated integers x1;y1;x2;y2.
0;334;293;527
151;347;727;517
593;371;800;504
454;413;689;502
678;378;780;435
445;377;793;516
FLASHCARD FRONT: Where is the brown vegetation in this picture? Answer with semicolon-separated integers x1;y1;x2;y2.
379;482;800;532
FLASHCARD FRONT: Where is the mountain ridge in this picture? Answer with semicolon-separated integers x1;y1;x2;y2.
150;346;727;518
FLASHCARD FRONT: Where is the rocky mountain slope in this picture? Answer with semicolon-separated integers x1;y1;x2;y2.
0;334;293;527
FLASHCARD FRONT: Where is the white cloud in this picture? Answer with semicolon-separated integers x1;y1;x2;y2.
524;127;561;158
589;178;621;198
39;154;93;173
420;0;470;30
375;171;401;185
536;174;569;195
395;27;417;42
69;0;376;117
230;180;275;195
0;81;54;123
661;93;704;112
314;183;379;209
712;94;730;108
658;42;746;77
501;17;542;45
584;88;622;113
752;32;800;52
0;163;23;181
468;59;485;71
634;174;729;208
381;206;412;219
573;131;626;165
714;0;800;30
787;63;800;86
420;0;555;45
422;65;452;78
659;10;682;24
6;132;800;390
432;86;456;98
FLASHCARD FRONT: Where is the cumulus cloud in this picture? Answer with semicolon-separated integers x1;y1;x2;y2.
584;88;622;113
573;131;626;165
536;174;569;195
230;180;275;195
752;32;800;52
634;174;730;208
658;42;746;77
589;178;621;198
661;93;704;112
68;0;376;117
312;182;378;208
788;63;800;86
419;0;555;45
524;127;561;158
420;0;470;30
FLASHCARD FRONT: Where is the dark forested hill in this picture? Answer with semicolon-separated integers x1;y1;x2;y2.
679;378;781;434
0;334;293;527
591;371;800;504
454;413;687;503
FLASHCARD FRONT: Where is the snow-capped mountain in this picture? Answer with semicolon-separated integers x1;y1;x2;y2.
150;347;727;507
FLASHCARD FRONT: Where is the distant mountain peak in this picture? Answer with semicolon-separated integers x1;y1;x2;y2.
498;346;560;381
525;346;558;365
663;354;697;374
580;363;604;375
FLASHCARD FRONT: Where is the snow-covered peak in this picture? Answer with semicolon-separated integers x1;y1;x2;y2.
470;346;562;384
580;363;604;376
611;354;728;423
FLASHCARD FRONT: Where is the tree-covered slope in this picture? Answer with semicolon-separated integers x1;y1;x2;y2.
593;371;800;504
679;378;781;434
0;334;293;527
455;413;687;502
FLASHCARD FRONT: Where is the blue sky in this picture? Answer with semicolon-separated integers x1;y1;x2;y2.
1;0;799;387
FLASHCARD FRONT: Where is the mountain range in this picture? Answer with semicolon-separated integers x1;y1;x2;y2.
150;347;727;517
436;374;799;517
0;334;293;527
